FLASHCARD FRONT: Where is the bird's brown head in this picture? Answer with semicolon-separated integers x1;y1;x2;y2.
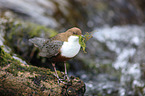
66;27;82;37
55;27;82;41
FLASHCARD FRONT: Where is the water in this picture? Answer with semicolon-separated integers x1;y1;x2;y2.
84;25;145;95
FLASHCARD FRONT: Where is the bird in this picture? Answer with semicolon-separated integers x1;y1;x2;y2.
29;27;82;83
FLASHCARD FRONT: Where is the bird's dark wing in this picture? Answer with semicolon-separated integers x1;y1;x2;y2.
29;37;63;58
39;40;63;58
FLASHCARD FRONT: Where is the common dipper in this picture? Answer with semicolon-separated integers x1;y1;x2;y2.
29;27;82;82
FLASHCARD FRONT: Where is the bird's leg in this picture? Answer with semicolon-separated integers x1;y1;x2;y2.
52;63;68;85
64;62;70;81
52;63;60;84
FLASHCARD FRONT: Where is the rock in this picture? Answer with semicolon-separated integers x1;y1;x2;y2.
0;46;85;96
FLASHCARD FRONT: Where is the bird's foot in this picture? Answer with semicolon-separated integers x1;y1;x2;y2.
57;78;67;85
64;74;70;82
53;73;69;85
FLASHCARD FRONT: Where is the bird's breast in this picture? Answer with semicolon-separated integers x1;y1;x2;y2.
60;38;81;58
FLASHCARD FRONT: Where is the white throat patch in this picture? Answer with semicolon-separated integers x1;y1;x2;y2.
60;36;81;58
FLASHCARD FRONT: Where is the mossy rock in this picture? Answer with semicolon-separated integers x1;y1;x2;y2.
0;46;86;96
0;17;58;66
3;18;57;52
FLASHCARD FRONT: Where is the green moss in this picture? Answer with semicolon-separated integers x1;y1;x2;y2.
28;23;57;38
79;35;87;53
1;18;58;66
79;32;92;53
0;46;53;77
3;18;58;54
0;46;21;67
4;19;57;39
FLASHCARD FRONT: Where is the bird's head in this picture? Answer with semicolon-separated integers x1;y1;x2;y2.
66;27;82;37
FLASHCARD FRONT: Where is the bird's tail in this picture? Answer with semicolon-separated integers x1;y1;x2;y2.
29;37;48;49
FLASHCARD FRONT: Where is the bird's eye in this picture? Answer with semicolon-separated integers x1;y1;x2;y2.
73;32;76;34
